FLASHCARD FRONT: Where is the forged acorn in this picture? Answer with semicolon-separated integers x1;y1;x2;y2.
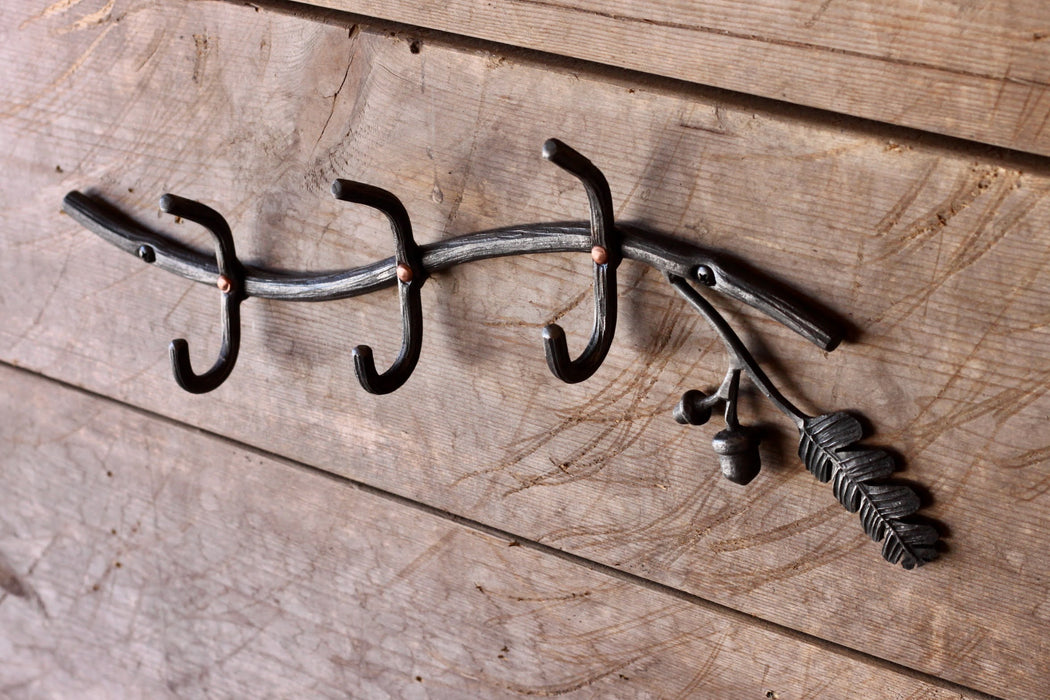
711;426;761;485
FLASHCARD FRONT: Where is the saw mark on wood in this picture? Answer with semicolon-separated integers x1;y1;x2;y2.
453;284;705;491
802;0;836;29
538;477;737;563
28;247;73;332
135;27;166;73
161;283;201;327
875;164;1002;258
874;159;939;236
904;366;1050;465
496;304;699;496
388;529;459;585
1;22;116;119
480;285;589;328
1011;78;1050;141
82;264;154;300
709;504;842;553
1009;446;1050;503
715;527;866;592
894;214;1050;471
677;104;733;137
18;0;81;28
670;628;731;699
875;172;1038;327
56;0;115;34
457;601;700;695
1001;444;1050;473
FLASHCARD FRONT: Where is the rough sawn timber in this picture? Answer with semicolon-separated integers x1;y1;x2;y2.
2;0;1049;697
0;366;977;698
294;0;1050;157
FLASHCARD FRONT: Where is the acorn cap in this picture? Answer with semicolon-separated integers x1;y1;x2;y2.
711;427;754;455
712;427;761;485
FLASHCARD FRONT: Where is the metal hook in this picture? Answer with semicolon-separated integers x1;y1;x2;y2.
160;194;244;394
540;139;621;384
332;179;425;395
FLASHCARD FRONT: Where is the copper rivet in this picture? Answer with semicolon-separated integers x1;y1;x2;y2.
216;275;233;294
396;263;414;283
591;245;609;265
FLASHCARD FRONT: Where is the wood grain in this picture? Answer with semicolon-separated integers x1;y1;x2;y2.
2;0;1049;696
292;0;1050;157
0;365;976;698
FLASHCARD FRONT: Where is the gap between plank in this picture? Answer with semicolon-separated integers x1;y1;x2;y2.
2;360;1001;700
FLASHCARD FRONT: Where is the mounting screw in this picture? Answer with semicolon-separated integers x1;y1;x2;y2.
695;265;715;286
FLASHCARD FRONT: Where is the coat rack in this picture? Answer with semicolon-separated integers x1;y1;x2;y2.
62;138;941;569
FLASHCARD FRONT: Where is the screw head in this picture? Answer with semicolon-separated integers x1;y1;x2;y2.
216;275;233;294
695;265;715;286
591;245;609;265
137;245;156;263
396;263;414;283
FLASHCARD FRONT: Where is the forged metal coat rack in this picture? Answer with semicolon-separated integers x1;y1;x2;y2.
63;138;941;569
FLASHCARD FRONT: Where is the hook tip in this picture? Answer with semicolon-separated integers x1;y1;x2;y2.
351;343;374;366
541;323;576;381
167;338;200;393
352;344;408;395
169;337;190;358
351;343;379;384
542;138;562;161
541;323;566;344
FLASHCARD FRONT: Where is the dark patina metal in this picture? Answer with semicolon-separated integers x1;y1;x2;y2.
61;138;940;569
331;179;426;395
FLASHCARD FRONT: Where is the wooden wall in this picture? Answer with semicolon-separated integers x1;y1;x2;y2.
2;0;1048;696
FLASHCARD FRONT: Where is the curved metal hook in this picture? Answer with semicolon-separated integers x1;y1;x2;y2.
540;139;621;384
332;179;425;395
160;194;244;394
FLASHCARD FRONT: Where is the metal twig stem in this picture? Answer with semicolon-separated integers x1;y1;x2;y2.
667;273;806;427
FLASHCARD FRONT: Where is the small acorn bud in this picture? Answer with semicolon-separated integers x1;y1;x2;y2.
674;390;712;426
711;426;761;485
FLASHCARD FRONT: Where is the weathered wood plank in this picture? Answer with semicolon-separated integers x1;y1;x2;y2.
0;365;976;698
291;0;1050;156
2;1;1050;696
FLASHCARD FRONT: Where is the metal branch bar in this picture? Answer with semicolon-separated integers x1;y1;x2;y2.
62;191;842;352
59;187;941;569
